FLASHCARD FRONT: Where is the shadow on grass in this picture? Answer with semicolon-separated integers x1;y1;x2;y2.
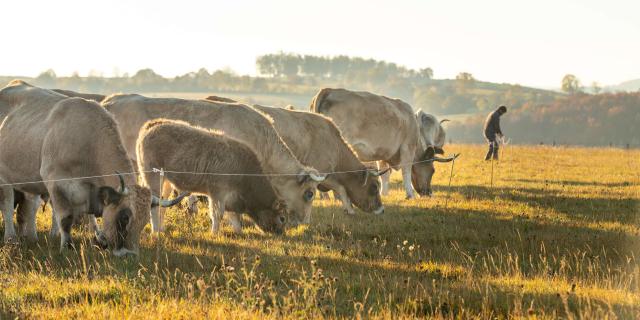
1;201;638;318
502;178;639;188
435;184;639;227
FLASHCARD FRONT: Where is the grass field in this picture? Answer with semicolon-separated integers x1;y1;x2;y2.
1;144;638;319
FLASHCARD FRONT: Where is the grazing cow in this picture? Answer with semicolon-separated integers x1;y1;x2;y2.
101;94;325;231
51;89;106;103
310;88;456;199
137;119;289;234
0;81;184;255
206;96;387;215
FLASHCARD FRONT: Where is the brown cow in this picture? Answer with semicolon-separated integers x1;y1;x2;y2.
137;119;290;234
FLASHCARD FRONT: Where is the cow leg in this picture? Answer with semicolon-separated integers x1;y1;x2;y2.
0;187;17;243
49;204;59;237
50;185;75;250
88;214;100;235
401;166;416;199
377;161;391;195
334;186;355;215
227;212;242;233
17;193;40;242
186;195;199;215
209;196;225;234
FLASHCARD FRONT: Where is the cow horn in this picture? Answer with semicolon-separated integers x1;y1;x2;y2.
440;119;450;124
432;153;460;163
309;172;327;182
115;171;129;195
151;192;190;208
369;167;391;177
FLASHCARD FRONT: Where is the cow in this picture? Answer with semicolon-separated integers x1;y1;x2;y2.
1;86;98;238
101;94;325;231
375;110;451;195
137;119;290;234
51;89;106;103
310;88;457;199
0;81;184;255
206;95;387;215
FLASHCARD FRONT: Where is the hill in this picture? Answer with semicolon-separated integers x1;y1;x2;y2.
607;79;640;92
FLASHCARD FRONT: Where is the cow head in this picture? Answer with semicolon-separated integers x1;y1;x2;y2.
344;167;388;214
96;173;186;256
271;168;325;225
249;199;289;235
411;146;456;197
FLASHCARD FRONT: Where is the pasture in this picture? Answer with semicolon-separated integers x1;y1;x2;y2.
0;144;638;319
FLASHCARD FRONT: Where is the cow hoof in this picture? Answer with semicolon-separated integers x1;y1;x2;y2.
343;209;355;215
113;248;138;257
4;235;19;245
25;233;38;243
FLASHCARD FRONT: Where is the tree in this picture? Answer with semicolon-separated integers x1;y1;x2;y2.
591;81;602;94
561;74;581;94
455;72;475;94
418;68;433;80
35;69;57;87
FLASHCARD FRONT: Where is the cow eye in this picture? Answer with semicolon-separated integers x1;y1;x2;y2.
303;190;314;202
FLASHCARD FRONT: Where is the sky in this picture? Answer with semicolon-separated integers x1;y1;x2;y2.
1;0;638;88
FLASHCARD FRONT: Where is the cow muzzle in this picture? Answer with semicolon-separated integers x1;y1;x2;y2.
112;247;138;257
373;206;385;215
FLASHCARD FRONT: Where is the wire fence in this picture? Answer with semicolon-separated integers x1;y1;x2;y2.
0;154;460;188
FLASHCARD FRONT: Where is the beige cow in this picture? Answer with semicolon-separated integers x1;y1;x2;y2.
310;88;456;199
205;95;387;215
0;81;183;255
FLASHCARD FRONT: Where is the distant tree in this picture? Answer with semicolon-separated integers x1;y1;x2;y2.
418;68;433;80
591;81;601;94
131;68;165;90
456;72;474;82
561;74;582;94
455;72;475;94
35;69;57;87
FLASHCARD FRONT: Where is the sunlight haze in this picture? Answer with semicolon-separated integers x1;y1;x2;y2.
1;0;638;87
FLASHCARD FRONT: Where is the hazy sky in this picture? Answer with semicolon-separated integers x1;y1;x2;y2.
1;0;638;87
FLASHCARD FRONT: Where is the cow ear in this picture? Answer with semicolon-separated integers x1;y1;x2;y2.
98;186;122;206
434;146;445;155
415;110;427;123
422;146;436;160
297;173;310;185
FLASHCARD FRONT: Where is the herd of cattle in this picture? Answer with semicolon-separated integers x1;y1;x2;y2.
0;80;456;256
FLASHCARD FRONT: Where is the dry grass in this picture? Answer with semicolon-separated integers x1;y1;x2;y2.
1;144;638;319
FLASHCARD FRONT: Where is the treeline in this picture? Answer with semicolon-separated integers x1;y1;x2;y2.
3;53;559;116
447;92;640;147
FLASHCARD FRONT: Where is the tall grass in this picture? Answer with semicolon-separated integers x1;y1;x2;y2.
1;145;638;318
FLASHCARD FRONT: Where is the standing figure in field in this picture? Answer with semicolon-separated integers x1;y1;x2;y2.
310;88;457;199
483;105;507;161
